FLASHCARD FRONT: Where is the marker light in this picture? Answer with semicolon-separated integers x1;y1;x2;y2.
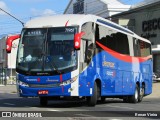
74;32;85;50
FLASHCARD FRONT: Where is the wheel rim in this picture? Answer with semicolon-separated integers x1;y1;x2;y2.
135;88;138;100
141;88;144;96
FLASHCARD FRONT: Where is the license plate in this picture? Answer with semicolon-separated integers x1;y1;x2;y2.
38;90;48;95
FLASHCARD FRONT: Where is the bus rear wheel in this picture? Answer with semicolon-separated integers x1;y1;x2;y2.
87;82;98;106
138;85;145;102
123;97;129;103
101;97;106;103
129;85;139;103
39;97;48;106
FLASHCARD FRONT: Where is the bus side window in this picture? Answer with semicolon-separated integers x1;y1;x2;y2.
80;22;94;64
95;24;99;42
139;40;151;57
95;24;130;55
133;38;140;57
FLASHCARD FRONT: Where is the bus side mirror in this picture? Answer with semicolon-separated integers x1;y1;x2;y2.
6;34;20;53
74;32;85;50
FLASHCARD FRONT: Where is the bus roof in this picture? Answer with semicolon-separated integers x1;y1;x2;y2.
24;14;91;28
24;14;150;44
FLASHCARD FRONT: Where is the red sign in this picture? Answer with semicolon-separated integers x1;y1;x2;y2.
38;90;48;95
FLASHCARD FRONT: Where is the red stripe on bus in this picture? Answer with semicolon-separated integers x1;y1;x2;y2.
96;41;152;63
60;74;64;92
65;20;69;27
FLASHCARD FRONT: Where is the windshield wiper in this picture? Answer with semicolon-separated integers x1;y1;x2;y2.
47;59;62;74
44;55;62;74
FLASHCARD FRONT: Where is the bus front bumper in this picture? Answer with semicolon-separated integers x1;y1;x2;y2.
17;85;71;97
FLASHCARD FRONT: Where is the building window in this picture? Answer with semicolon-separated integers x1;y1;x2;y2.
73;0;84;14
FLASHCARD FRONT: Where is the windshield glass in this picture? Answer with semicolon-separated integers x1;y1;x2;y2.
16;27;78;75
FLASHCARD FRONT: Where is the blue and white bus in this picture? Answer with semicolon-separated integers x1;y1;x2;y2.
7;14;152;106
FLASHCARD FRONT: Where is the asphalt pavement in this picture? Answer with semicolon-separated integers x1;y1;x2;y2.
0;84;17;94
0;82;160;119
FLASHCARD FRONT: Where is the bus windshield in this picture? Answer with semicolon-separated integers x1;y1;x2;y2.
16;27;78;75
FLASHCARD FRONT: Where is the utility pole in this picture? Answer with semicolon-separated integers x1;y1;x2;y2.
0;8;24;26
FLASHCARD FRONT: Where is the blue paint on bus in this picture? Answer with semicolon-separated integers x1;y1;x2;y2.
18;43;152;97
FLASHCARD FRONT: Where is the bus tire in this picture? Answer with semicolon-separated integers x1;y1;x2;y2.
40;97;48;106
87;82;98;106
101;97;106;103
123;97;129;103
129;84;139;103
138;85;145;102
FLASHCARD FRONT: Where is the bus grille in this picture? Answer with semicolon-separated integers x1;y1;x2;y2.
29;84;59;88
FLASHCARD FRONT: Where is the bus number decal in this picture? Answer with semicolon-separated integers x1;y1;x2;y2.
65;28;74;33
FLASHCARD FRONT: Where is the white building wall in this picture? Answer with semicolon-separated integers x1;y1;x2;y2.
84;0;109;17
64;0;130;18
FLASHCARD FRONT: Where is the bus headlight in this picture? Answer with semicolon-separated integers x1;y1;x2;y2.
60;76;77;86
17;80;29;87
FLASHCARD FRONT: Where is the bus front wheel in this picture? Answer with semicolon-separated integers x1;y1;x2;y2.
39;97;48;106
87;82;98;106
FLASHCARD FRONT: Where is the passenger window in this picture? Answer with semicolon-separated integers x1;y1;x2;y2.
95;24;130;55
139;40;151;57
